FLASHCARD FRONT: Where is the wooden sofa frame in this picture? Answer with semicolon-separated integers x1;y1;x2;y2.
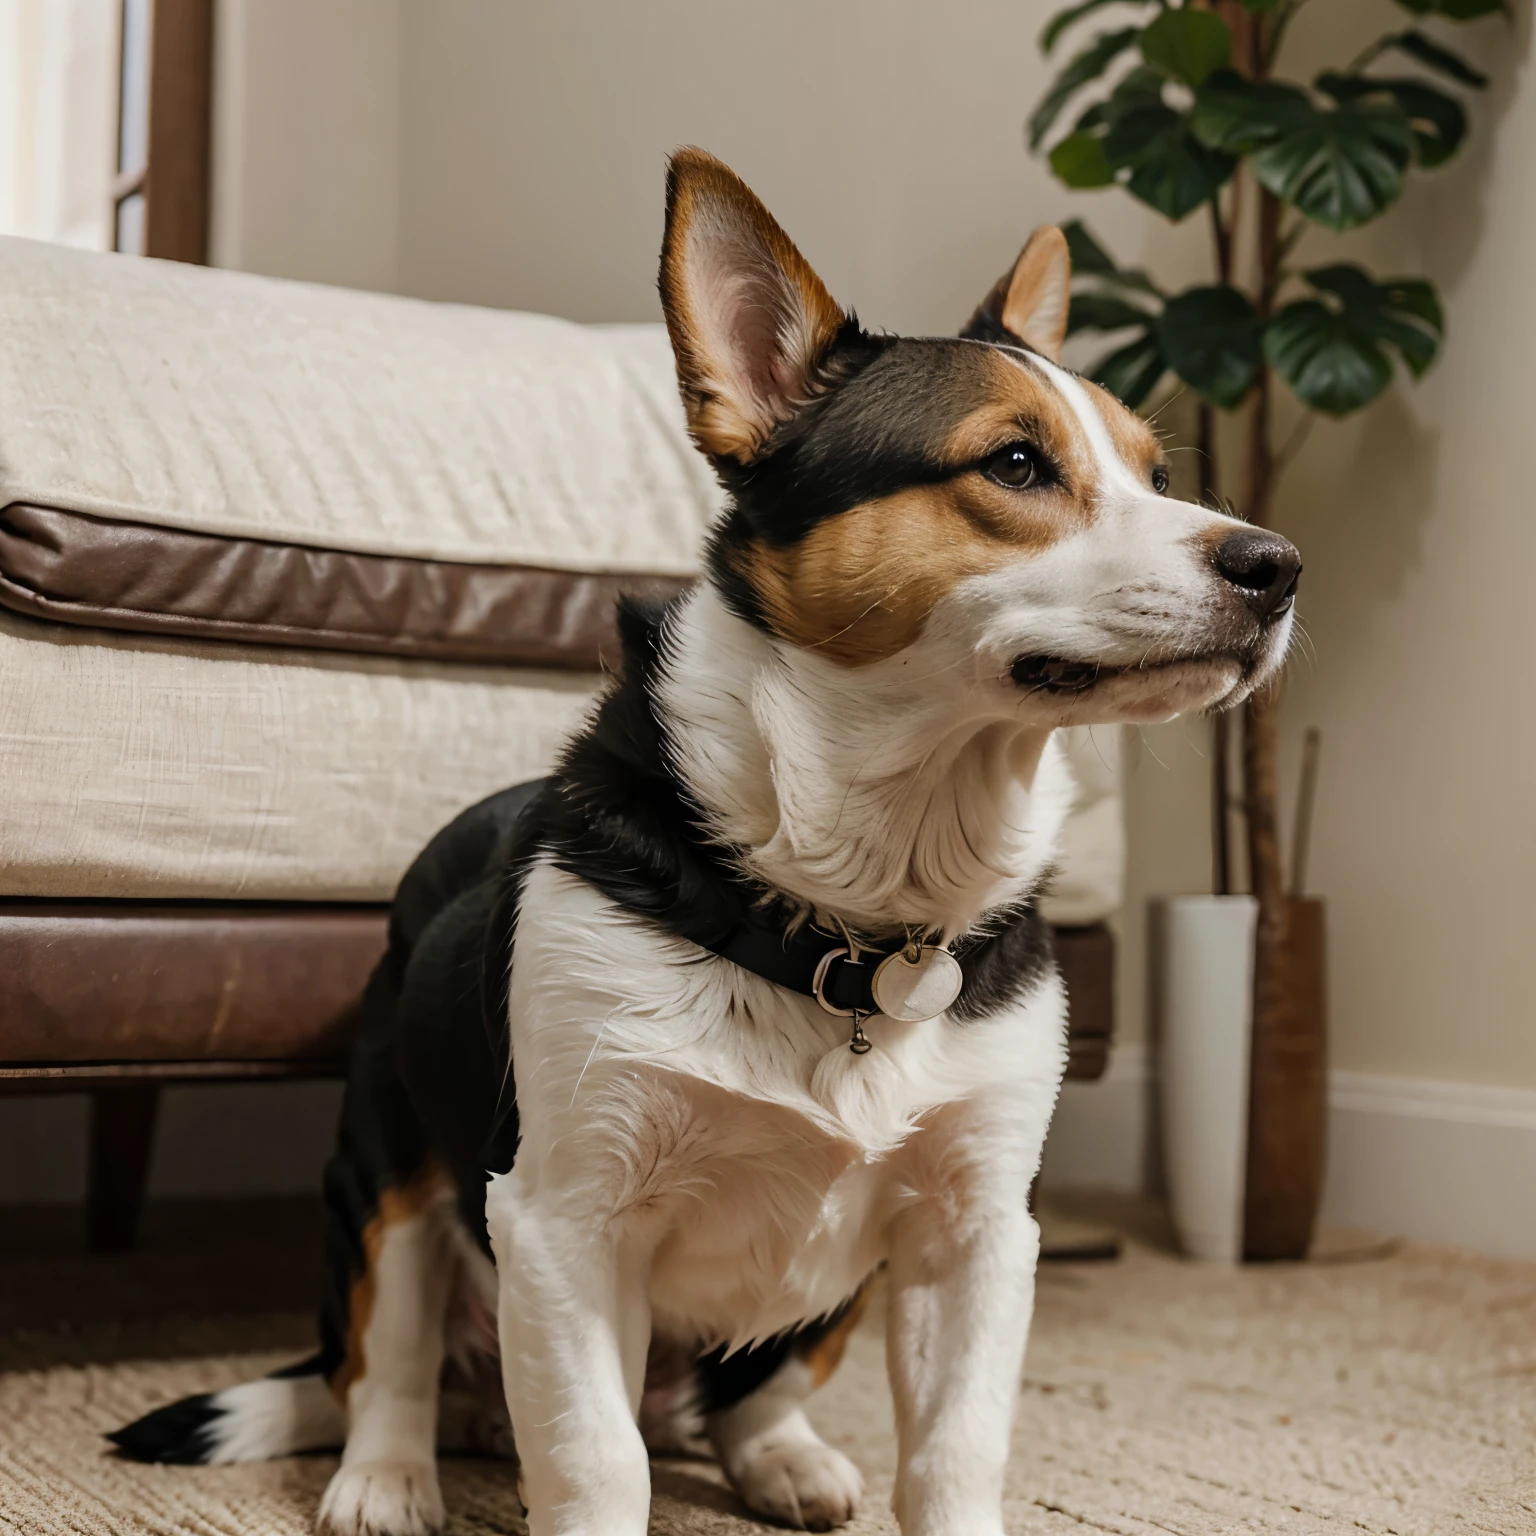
0;901;1112;1251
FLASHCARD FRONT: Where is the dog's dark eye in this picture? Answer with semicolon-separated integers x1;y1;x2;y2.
983;442;1041;490
1151;464;1170;495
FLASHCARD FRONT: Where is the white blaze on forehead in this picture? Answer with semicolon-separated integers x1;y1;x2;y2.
999;348;1147;503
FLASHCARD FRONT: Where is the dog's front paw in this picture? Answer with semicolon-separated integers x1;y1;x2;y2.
318;1460;445;1536
728;1440;863;1531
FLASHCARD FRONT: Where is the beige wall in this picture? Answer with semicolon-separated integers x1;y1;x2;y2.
392;1;1536;1097
394;0;1169;332
210;0;1534;1096
210;0;401;290
1260;5;1532;1089
1087;0;1536;1092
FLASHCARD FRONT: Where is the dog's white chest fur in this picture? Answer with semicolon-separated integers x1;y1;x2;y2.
498;862;1068;1351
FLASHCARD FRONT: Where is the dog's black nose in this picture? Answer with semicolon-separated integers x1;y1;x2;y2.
1213;529;1301;618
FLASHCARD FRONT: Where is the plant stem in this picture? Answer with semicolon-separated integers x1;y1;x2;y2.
1219;0;1266;75
1204;190;1233;897
1199;393;1232;895
1212;706;1233;896
1209;196;1233;288
1245;368;1274;523
1276;215;1307;274
1244;195;1281;528
1245;184;1284;931
1221;2;1295;1261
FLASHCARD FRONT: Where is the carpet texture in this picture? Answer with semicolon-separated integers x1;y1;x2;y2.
3;1224;1535;1535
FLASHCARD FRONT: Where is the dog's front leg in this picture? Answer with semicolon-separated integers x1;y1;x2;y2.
885;1111;1042;1536
486;1170;652;1536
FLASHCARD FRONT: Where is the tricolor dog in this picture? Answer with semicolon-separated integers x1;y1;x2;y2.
113;150;1299;1536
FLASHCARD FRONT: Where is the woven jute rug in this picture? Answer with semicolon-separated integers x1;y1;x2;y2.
3;1221;1534;1535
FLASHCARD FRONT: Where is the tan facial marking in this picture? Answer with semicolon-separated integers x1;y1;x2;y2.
332;1166;451;1400
727;349;1108;666
733;481;1050;664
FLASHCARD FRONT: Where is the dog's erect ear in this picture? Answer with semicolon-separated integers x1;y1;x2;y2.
660;148;850;463
965;227;1072;363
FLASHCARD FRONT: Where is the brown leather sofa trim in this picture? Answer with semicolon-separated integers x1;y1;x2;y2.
0;904;1113;1081
0;504;691;668
0;903;389;1064
1053;923;1114;1081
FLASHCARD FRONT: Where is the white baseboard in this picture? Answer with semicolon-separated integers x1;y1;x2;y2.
5;1056;1533;1261
1322;1071;1536;1261
1039;1043;1156;1194
1041;1046;1536;1261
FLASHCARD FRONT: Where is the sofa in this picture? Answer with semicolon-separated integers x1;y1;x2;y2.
0;236;1121;1249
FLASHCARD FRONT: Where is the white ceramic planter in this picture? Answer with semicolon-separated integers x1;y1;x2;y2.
1160;895;1258;1263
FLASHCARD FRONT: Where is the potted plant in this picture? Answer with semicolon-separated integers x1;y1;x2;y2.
1030;0;1503;1258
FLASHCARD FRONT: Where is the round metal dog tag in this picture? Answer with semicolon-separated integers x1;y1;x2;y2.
870;946;963;1023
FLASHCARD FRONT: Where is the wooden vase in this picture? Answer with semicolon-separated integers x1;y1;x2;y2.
1242;896;1328;1261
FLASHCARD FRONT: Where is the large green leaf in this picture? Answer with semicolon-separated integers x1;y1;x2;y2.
1051;130;1116;187
1319;73;1467;167
1069;292;1160;334
1074;64;1166;131
1060;218;1121;277
1262;105;1415;228
1259;302;1394;414
1193;71;1414;230
1192;73;1312;152
1265;265;1444;414
1089;331;1169;409
1267;301;1393;413
1306;264;1443;372
1030;27;1143;149
1140;9;1232;87
1045;66;1235;222
1394;0;1506;18
1103;102;1238;221
1157;285;1264;408
1041;0;1149;55
1061;219;1165;296
1379;28;1489;86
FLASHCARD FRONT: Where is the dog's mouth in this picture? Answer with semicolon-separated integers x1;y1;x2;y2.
1008;650;1243;697
1009;654;1121;695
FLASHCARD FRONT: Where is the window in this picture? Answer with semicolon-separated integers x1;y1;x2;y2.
0;0;119;249
111;0;149;252
110;0;212;261
0;0;211;262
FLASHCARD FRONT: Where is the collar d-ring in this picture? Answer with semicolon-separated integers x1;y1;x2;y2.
811;946;856;1018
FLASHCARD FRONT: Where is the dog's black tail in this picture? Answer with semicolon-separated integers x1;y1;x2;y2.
109;1353;344;1464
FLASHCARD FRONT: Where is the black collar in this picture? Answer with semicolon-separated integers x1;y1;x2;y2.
696;907;963;1052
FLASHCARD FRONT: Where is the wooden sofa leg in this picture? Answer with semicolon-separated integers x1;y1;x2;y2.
87;1085;161;1253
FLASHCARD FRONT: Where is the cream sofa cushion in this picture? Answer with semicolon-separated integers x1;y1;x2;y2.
0;238;1124;916
0;608;597;900
0;236;717;572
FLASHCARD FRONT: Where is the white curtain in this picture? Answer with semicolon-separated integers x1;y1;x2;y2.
0;0;118;249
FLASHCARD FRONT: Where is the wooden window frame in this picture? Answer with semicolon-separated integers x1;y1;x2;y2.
112;0;213;263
